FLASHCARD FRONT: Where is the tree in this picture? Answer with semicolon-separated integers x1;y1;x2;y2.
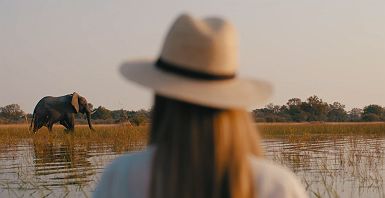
266;103;280;114
112;109;129;123
91;106;112;120
129;109;150;126
362;105;384;121
302;95;329;121
0;104;25;121
286;98;307;122
252;103;290;122
362;113;381;122
348;108;362;122
327;102;347;122
287;98;302;106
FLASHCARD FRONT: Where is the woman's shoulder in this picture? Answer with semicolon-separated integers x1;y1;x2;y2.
250;156;308;198
93;147;155;198
108;146;155;169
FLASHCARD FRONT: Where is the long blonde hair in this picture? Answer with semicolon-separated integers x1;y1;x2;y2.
149;95;263;198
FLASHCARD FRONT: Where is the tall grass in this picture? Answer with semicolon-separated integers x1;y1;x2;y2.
0;124;149;148
259;122;385;198
0;124;149;197
257;122;385;137
1;123;385;198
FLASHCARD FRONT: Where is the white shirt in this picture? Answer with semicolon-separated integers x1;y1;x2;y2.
94;146;308;198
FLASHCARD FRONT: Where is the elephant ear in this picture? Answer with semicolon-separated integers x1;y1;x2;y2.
71;92;80;113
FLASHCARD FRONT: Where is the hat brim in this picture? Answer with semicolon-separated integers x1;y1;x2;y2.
120;59;273;109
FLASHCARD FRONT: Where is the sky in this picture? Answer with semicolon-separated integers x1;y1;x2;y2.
1;0;385;113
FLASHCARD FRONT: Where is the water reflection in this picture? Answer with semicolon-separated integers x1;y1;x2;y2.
262;134;385;198
0;138;147;197
33;141;93;185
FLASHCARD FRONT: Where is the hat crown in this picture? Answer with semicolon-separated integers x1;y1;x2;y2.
160;14;239;76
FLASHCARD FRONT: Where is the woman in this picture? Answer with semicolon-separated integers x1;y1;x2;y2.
94;14;308;198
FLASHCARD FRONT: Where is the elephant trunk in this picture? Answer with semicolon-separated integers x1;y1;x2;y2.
86;111;95;131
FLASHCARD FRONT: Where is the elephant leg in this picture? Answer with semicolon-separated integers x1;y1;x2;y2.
33;122;43;133
47;122;54;132
60;120;67;128
68;114;75;131
60;120;71;131
63;114;75;132
33;115;44;133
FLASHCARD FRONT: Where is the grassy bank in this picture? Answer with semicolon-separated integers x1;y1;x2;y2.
257;122;385;136
2;122;385;137
0;124;149;152
0;123;384;198
1;122;385;143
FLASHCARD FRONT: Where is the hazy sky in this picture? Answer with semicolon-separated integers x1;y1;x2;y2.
1;0;385;113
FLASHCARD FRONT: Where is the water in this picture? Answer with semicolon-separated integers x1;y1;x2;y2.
262;134;385;198
0;140;145;197
0;134;384;198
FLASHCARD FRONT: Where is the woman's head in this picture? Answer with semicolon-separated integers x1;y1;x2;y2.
149;95;263;198
120;13;272;198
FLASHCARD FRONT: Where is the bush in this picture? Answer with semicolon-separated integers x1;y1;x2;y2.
362;113;381;122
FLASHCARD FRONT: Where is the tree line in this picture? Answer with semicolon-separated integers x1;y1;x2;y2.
252;95;385;122
0;104;151;126
0;104;27;124
88;106;151;126
1;95;384;124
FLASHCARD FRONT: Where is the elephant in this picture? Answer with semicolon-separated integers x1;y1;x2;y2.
30;92;95;133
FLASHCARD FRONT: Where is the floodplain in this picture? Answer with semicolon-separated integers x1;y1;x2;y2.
0;123;384;198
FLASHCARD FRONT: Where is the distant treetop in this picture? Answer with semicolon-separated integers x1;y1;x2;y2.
252;95;384;122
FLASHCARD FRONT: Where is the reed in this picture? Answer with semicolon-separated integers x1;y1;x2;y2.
1;123;384;198
0;124;149;197
257;122;385;137
0;124;148;146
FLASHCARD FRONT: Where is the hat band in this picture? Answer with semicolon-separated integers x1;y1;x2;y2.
155;58;235;80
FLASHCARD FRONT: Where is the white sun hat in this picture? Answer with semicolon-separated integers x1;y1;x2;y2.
120;14;272;109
